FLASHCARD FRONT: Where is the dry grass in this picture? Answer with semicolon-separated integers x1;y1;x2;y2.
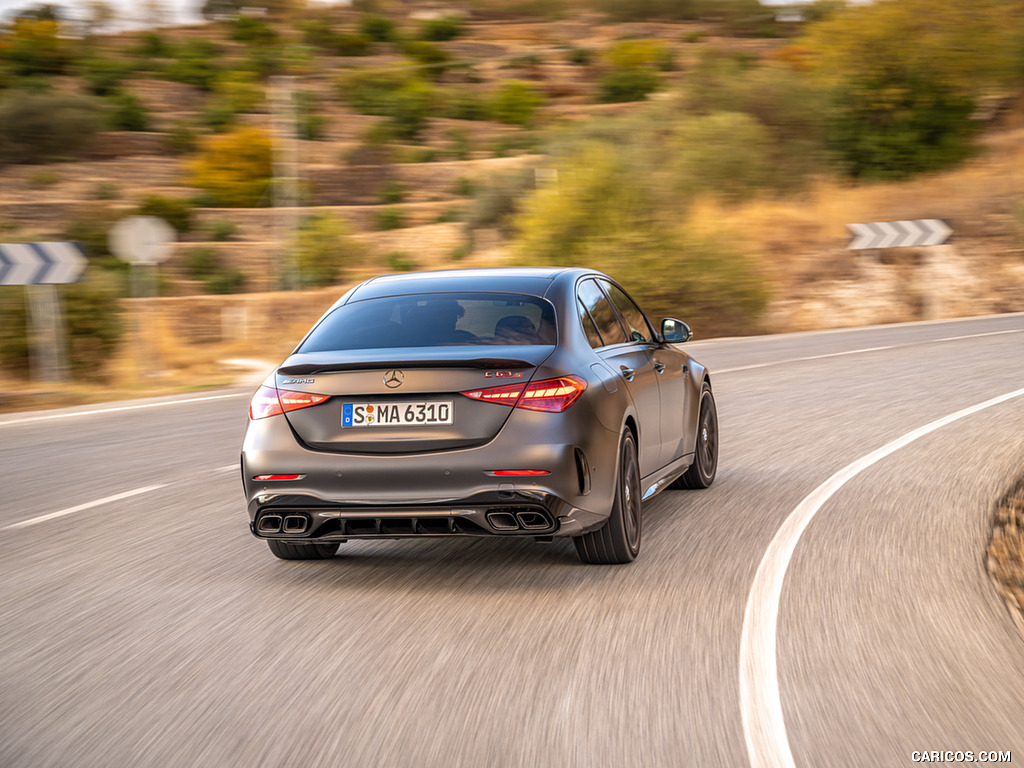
988;477;1024;617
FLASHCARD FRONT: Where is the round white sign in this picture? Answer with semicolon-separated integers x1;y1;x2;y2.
109;216;176;265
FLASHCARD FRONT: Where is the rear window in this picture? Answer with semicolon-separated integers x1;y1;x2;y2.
299;292;557;352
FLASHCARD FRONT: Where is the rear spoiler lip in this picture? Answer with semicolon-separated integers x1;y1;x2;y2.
279;358;537;376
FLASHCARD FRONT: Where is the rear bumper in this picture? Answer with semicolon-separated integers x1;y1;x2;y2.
242;405;621;539
248;489;587;541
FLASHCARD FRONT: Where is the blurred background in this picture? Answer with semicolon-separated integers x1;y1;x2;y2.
0;0;1023;407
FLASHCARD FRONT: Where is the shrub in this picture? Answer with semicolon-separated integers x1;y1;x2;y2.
292;214;365;287
417;16;463;42
401;40;450;79
464;167;535;236
606;39;671;70
380;179;405;204
0;17;72;76
567;47;592;66
136;195;194;234
442;89;491;121
210;220;237;241
0;90;102;165
107;90;149;131
166;120;198;154
164;40;221;91
599;67;660;102
135;32;171;59
296;91;327;141
386;251;416;271
359;14;396;42
63;269;126;380
190;125;273;207
338;70;438;141
490;80;543;126
79;57;131;96
231;15;278;46
183;247;246;294
376;207;406;230
301;19;372;56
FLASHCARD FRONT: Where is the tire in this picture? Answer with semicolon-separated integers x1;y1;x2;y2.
267;539;339;560
671;382;718;490
574;431;642;564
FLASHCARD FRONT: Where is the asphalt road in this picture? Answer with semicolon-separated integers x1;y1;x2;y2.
2;313;1023;768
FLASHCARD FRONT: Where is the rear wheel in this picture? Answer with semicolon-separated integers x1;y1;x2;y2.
671;382;718;490
267;540;338;560
574;431;642;564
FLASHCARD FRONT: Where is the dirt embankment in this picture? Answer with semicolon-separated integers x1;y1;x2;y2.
988;477;1024;621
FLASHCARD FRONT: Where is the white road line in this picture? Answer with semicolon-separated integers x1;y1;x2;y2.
718;329;1022;374
739;385;1024;768
0;392;248;428
1;484;167;531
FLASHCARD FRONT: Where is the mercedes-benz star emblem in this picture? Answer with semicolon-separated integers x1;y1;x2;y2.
384;370;404;389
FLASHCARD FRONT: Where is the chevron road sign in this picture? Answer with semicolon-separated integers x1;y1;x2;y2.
847;219;952;250
0;241;86;286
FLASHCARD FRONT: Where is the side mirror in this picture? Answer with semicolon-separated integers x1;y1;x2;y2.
661;318;692;343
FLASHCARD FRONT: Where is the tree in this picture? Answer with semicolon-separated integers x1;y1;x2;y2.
800;0;1024;178
190;125;273;207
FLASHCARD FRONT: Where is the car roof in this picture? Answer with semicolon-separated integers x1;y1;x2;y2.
347;267;595;302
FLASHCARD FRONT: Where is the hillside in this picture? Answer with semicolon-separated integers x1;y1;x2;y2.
1;2;1023;397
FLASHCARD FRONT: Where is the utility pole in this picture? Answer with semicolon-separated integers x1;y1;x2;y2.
271;75;300;291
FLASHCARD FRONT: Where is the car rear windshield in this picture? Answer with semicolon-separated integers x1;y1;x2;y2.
299;292;557;351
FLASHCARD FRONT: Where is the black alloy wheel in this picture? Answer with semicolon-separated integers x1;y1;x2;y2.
574;430;642;564
672;382;718;490
267;540;339;560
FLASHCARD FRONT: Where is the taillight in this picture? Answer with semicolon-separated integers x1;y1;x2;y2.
249;386;329;420
461;376;586;413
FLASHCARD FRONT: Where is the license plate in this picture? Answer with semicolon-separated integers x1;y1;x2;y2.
342;401;453;427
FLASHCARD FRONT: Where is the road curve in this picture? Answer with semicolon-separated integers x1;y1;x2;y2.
1;313;1023;768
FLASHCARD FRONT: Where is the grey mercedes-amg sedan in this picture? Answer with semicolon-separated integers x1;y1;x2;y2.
241;267;717;564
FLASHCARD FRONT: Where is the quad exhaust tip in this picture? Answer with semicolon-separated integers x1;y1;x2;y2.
257;514;309;535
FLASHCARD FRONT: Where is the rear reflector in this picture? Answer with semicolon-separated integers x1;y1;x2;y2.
253;474;304;481
249;386;329;420
461;375;586;413
487;470;551;476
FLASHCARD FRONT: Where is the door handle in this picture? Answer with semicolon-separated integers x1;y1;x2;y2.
653;362;666;374
619;365;635;381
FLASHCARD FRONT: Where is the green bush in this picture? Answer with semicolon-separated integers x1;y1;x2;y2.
376;207;406;230
386;251;416;271
442;89;491;121
136;195;194;234
292;214;365;287
107;90;149;131
417;16;463;42
79;57;131;96
827;77;977;179
0;17;73;76
63;269;126;380
464;167;535;236
380;179;405;204
301;20;372;56
401;40;450;79
490;80;543;126
338;70;438;141
164;40;221;91
183;247;246;294
599;67;660;102
567;47;592;66
210;220;237;241
231;15;278;46
512;142;767;335
359;14;396;42
0;90;102;165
